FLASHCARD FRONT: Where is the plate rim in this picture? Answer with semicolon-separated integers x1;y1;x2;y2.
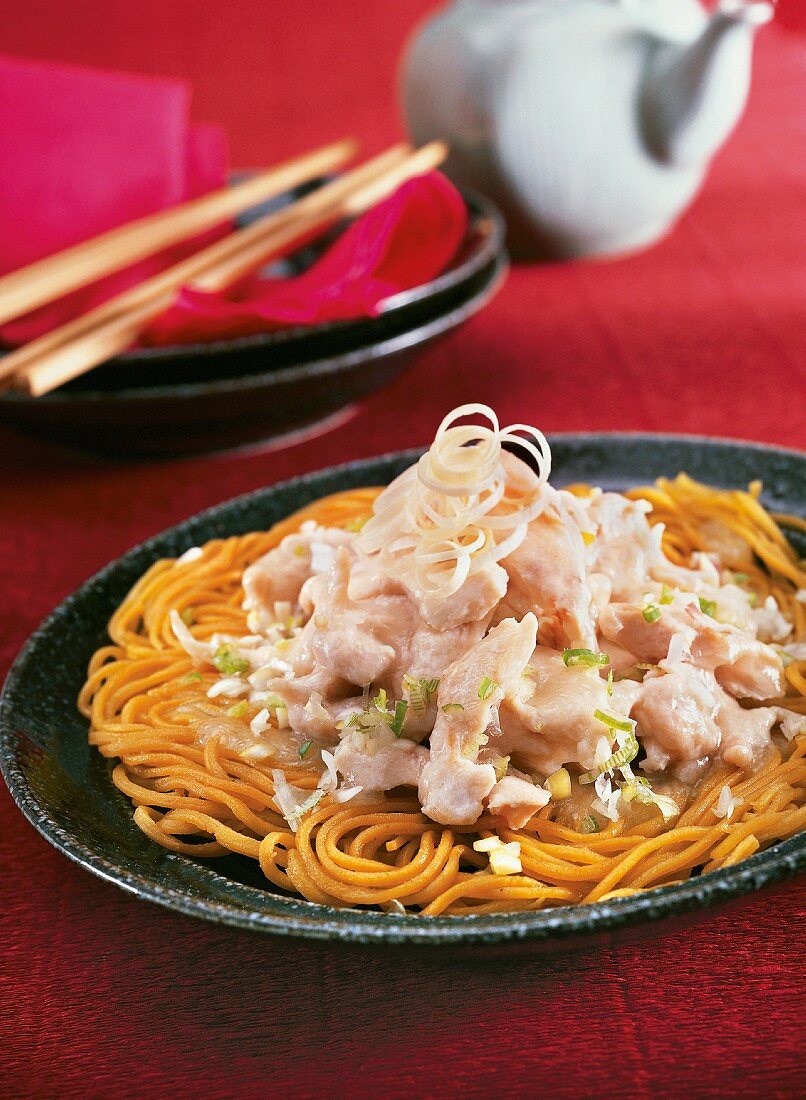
1;432;804;944
0;188;504;405
0;255;507;408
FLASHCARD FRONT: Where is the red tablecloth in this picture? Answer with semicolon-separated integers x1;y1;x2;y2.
1;5;805;1099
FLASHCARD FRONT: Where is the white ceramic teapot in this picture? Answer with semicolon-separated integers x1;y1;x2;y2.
402;0;773;259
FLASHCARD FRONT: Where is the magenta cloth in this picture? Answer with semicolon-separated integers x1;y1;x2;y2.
142;170;469;345
0;53;227;346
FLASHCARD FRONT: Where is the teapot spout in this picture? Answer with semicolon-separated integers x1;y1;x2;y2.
640;1;773;169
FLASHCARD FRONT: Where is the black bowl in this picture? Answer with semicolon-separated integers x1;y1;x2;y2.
1;434;804;947
0;190;506;457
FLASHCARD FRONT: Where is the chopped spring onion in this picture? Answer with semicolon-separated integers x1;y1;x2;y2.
593;709;635;733
292;544;307;557
492;754;510;782
374;687;388;712
544;767;571;800
180;607;196;626
403;675;440;715
606;670;614;697
642;604;661;623
562;648;610;668
213;644;250;676
441;702;465;715
462;731;490;758
581;530;595;545
298;740;313;759
183;670;203;683
478;676;499;701
344;514;369;532
390;699;408;738
580;731;639;784
226;700;248;718
342;690;408;739
698;597;717;618
659;584;673;605
621;776;679;822
582;814;600;834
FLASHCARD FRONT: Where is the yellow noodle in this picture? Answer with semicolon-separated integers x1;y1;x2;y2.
83;477;806;915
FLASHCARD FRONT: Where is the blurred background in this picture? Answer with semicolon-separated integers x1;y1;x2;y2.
1;0;804;454
1;0;803;166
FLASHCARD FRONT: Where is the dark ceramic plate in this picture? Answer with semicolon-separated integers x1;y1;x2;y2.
1;435;804;946
0;189;506;458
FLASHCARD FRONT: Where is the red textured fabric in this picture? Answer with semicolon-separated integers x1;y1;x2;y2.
0;5;805;1100
0;53;227;346
142;171;468;344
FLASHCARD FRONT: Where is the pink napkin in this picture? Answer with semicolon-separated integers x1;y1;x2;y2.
142;171;469;346
0;53;227;346
0;54;468;352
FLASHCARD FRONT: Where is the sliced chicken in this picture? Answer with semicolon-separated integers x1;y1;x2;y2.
713;649;785;702
632;666;722;776
486;775;550;829
418;614;538;825
498;646;611;774
716;694;778;770
582;492;655;599
243;525;354;631
303;548;398;687
415;564;509;633
334;728;428;790
265;549;487;741
598;602;678;665
599;602;784;700
631;664;779;776
499;487;597;649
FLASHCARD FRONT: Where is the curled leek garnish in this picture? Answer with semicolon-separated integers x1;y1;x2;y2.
356;404;552;599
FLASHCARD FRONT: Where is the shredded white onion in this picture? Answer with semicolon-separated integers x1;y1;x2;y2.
241;744;272;761
271;770;324;832
250;708;270;735
357;404;551;599
333;785;364;803
176;546;204;564
714;784;742;820
207;678;249;699
318;748;339;792
169;609;212;664
310;542;336;574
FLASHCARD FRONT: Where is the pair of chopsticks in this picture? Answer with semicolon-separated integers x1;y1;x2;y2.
0;139;447;397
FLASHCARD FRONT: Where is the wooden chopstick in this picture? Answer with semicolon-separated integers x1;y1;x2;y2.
0;138;358;328
15;142;447;397
193;141;447;292
0;145;410;388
